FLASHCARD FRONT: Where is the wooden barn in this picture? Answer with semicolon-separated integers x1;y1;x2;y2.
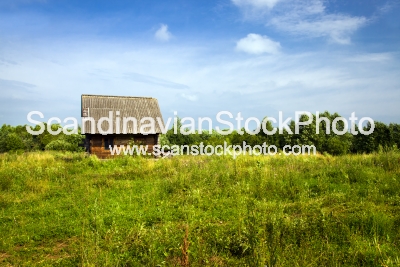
81;94;164;158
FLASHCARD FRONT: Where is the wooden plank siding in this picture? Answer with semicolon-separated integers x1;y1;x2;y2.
86;134;159;158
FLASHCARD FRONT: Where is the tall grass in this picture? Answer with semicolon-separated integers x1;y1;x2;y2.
0;151;399;266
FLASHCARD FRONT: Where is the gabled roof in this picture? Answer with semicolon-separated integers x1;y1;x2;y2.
81;94;164;134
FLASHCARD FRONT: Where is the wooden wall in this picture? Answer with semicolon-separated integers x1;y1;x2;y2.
85;134;159;158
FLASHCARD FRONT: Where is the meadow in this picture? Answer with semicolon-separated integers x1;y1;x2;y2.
0;152;399;266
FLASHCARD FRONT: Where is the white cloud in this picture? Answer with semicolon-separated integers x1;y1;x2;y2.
378;0;399;14
270;12;367;44
236;33;281;54
181;93;198;101
346;53;392;63
0;36;399;125
233;0;368;44
232;0;281;9
155;24;172;42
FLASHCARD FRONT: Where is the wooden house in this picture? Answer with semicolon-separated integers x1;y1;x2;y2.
81;94;164;158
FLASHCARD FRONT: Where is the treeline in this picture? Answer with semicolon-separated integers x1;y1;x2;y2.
1;111;400;155
164;112;400;155
0;124;84;153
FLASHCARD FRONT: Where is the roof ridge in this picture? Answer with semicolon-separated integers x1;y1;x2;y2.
82;94;155;99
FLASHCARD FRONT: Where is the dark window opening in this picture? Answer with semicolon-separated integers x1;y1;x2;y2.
104;137;114;150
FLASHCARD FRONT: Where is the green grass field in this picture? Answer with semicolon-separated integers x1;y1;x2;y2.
0;152;400;266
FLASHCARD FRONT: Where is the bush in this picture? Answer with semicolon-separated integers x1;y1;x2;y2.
158;134;170;147
45;139;83;152
5;133;26;151
325;136;351;155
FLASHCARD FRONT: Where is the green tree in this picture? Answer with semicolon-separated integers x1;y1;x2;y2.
5;132;26;151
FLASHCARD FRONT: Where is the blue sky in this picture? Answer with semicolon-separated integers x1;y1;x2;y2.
1;0;399;126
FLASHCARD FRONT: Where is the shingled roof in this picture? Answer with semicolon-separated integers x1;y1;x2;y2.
81;94;164;134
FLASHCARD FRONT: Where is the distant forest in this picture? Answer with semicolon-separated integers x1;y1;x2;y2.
1;112;400;155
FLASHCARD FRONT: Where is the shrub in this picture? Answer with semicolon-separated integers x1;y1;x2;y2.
5;133;26;151
45;139;82;152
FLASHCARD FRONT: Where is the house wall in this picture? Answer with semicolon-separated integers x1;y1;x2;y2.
85;134;159;158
